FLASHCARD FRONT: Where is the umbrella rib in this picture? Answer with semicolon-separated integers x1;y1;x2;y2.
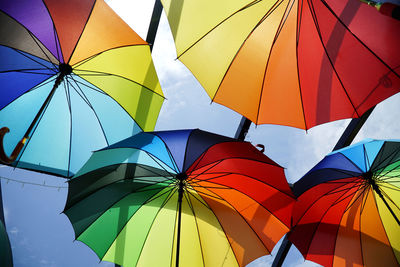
100;187;176;263
70;43;151;68
73;69;165;99
192;179;293;231
191;169;295;199
299;182;356;258
293;179;358;226
255;0;294;124
372;143;400;175
0;69;55;75
67;75;110;146
26;29;59;69
63;79;73;178
12;46;58;72
318;0;400;80
177;0;264;59
379;188;400;214
50;15;63;63
65;1;96;65
306;0;361;117
145;152;178;178
199;185;273;255
183;191;207;267
342;184;369;214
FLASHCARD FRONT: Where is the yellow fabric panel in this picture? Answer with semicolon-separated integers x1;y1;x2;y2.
186;188;239;267
136;191;178;267
171;191;204;267
176;0;274;99
333;191;363;267
161;0;256;54
73;46;164;131
360;189;398;266
259;0;305;129
215;0;289;122
376;180;400;264
69;0;147;65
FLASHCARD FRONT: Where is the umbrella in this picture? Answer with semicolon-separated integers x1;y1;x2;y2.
288;139;400;266
63;129;295;267
160;0;400;129
0;0;164;177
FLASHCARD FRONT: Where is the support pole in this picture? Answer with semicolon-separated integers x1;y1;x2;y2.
234;117;252;141
176;176;185;267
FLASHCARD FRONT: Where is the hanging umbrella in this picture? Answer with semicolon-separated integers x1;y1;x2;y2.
63;129;295;267
160;0;400;129
0;0;164;177
288;139;400;267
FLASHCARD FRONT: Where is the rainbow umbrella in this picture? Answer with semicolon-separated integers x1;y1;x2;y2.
0;0;164;177
289;139;400;266
160;0;400;129
63;129;295;267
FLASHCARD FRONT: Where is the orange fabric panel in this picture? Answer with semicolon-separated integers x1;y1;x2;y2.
196;180;289;253
69;0;147;65
44;0;95;63
258;0;305;129
332;190;363;267
193;185;269;267
360;190;398;266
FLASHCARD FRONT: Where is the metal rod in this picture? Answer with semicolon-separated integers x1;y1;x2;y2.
176;179;184;267
234;117;252;141
373;184;400;226
146;0;163;51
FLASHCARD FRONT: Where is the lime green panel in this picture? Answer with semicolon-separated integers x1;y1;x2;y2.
77;183;170;259
171;192;204;267
103;187;174;266
166;0;276;98
187;190;239;267
136;191;178;267
73;46;164;131
161;0;256;53
377;179;400;263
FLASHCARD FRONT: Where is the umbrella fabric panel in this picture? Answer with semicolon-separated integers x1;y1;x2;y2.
43;0;95;64
77;185;172;261
370;141;400;171
68;0;147;66
191;158;294;226
74;46;164;132
0;46;55;109
0;0;62;61
0;10;58;64
73;147;177;179
194;180;288;258
134;190;177;267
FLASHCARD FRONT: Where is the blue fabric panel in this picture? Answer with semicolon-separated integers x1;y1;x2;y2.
153;129;193;172
340;142;368;172
363;140;385;170
105;132;179;172
0;46;55;109
68;76;142;147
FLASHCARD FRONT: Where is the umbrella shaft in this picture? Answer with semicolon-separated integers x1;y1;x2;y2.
23;72;65;140
176;183;184;267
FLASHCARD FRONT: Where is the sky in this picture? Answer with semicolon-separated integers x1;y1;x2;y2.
1;0;399;266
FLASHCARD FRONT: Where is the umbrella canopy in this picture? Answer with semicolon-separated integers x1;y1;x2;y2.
289;139;400;267
160;0;400;129
63;129;295;267
0;0;164;177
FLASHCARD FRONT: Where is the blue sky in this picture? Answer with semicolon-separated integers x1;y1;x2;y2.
1;0;400;266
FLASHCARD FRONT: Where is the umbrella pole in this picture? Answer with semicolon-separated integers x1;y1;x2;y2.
0;64;72;164
234;117;252;141
176;176;185;267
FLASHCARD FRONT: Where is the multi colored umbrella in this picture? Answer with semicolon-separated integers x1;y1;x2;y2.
0;0;164;177
160;0;400;129
63;129;295;267
289;139;400;266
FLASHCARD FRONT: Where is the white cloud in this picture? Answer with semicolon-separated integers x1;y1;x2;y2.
9;226;18;235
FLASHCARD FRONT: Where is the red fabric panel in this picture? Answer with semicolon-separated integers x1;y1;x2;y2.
186;141;280;174
189;159;295;227
289;178;360;261
44;0;95;63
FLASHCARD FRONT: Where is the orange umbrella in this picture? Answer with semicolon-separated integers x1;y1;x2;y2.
161;0;400;129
